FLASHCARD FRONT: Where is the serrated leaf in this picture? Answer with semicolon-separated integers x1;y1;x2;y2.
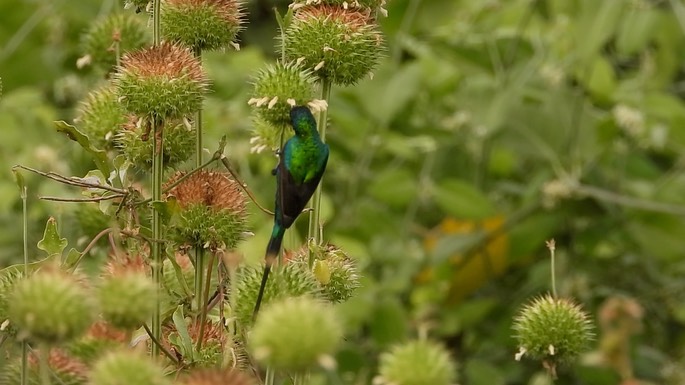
37;217;67;258
54;120;111;176
433;179;495;220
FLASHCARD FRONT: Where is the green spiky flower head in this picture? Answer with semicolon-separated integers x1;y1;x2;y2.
114;41;209;119
512;295;594;375
291;0;389;15
98;271;157;330
291;243;360;303
9;269;95;344
90;351;169;385
283;5;384;86
164;170;248;249
249;296;342;373
162;0;244;51
80;13;149;72
248;61;318;130
0;267;25;337
74;85;126;150
376;340;457;385
116;114;195;169
234;262;321;327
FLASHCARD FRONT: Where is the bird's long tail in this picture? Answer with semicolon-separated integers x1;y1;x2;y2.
252;224;286;319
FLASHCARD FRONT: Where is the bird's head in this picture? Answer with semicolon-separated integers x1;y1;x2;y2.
289;106;318;137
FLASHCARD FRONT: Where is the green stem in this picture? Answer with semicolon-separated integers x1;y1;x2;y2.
150;0;163;358
265;366;276;385
548;240;557;298
194;248;205;315
21;185;27;385
151;118;164;359
196;252;215;352
194;46;203;167
307;78;332;268
152;0;160;46
39;347;50;385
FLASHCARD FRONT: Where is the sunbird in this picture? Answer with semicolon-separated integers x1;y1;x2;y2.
252;105;330;318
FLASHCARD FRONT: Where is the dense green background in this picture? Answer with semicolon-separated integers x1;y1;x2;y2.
2;0;685;384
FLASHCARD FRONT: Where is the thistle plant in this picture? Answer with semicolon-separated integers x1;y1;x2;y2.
376;340;457;385
512;240;595;378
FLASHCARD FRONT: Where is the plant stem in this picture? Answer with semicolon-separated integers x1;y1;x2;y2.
265;366;276;385
196;252;215;352
195;248;205;314
307;78;332;268
194;46;203;166
21;184;27;385
150;0;163;359
39;347;50;385
547;239;557;298
151;119;164;359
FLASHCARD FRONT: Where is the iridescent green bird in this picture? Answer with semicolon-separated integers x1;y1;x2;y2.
253;105;329;318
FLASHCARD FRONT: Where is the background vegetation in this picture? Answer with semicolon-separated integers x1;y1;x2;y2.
1;0;685;384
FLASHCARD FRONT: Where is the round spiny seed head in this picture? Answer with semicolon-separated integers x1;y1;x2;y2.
103;252;150;277
81;13;149;72
512;295;594;368
164;170;248;249
162;0;244;51
0;267;25;337
116;114;195;169
1;349;89;385
74;85;127;150
90;351;169;385
292;0;389;16
114;41;209;119
234;262;321;327
291;243;361;303
66;321;129;364
9;270;95;344
98;272;157;330
283;5;384;86
376;340;457;385
249;296;342;373
178;369;255;385
248;61;317;130
248;116;282;153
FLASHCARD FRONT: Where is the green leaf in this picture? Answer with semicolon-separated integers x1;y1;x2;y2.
367;169;418;208
11;167;26;198
172;305;196;361
433;179;495;220
369;298;408;346
37;217;67;258
465;359;505;385
54;120;111;176
63;248;82;269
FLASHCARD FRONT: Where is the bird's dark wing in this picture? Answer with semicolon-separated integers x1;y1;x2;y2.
276;153;328;229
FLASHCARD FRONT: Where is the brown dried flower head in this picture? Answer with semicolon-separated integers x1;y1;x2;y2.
179;368;255;385
164;170;248;249
103;252;149;277
29;349;89;382
114;41;209;118
165;170;246;213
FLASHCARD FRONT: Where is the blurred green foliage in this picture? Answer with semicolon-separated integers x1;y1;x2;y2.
2;0;685;383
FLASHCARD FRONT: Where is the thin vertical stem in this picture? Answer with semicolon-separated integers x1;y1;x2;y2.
196;251;215;352
20;185;28;385
307;78;332;268
151;119;164;359
152;0;161;46
265;366;276;385
546;239;557;298
39;348;50;385
194;47;203;166
194;248;205;314
150;0;163;359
